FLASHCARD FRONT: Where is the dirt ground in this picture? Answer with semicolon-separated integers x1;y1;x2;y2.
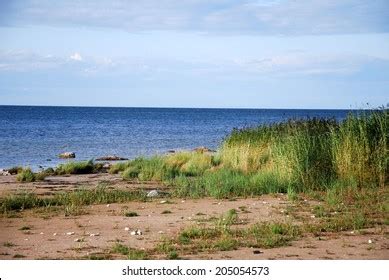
0;173;388;260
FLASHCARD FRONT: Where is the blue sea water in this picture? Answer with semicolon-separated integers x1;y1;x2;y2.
0;106;352;169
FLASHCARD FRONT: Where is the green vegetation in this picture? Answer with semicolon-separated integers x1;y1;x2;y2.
0;186;146;214
111;243;148;260
16;168;36;182
112;109;387;198
55;160;102;175
156;209;301;255
3;242;15;247
124;211;139;217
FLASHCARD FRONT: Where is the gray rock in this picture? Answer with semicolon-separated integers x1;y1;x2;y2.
59;152;76;159
0;169;10;176
147;190;159;198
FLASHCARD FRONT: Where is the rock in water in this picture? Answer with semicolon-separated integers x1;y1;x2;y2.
58;152;76;159
147;190;159;198
95;155;128;161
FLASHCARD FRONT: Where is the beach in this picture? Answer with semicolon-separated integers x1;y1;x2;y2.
0;109;387;260
0;172;387;260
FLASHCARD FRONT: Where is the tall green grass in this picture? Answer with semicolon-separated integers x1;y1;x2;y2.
55;160;99;175
116;109;387;197
220;110;387;192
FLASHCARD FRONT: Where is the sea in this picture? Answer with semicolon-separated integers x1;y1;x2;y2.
0;106;352;169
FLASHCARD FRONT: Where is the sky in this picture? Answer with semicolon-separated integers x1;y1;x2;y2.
0;0;388;109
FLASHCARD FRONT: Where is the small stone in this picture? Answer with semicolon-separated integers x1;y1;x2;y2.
310;215;315;218
66;232;75;236
40;232;44;235
90;233;100;237
368;239;373;244
147;190;159;198
158;231;164;234
262;201;268;204
74;238;82;242
160;200;167;204
124;227;130;231
350;231;354;234
58;152;76;159
181;200;185;203
53;233;57;236
130;229;142;236
106;204;110;208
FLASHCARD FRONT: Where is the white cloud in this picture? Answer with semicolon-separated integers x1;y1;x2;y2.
70;52;82;61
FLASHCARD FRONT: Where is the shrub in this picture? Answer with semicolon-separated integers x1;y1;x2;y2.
16;168;35;182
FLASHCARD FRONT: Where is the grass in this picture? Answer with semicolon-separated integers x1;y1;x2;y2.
16;168;36;182
111;243;148;260
112;109;387;198
161;209;301;255
15;167;55;182
55;160;102;175
124;211;139;217
0;185;147;214
3;242;15;247
19;226;31;230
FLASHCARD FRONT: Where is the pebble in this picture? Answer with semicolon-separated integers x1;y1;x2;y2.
310;215;315;218
368;239;373;244
160;200;167;204
53;233;57;236
181;200;185;203
147;190;159;198
90;233;100;237
350;231;354;234
130;229;142;236
124;227;130;231
106;204;110;208
40;232;44;235
74;238;82;242
158;231;164;234
66;232;75;236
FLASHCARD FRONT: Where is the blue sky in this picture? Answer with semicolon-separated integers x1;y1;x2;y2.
0;0;388;109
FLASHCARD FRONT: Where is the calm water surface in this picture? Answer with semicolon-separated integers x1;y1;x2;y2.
0;106;352;169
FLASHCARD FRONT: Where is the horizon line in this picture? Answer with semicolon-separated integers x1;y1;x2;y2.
0;104;372;111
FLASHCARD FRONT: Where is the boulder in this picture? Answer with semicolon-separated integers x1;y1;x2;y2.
95;155;128;161
58;152;76;159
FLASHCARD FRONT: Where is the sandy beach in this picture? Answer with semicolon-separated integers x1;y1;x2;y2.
1;172;387;260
